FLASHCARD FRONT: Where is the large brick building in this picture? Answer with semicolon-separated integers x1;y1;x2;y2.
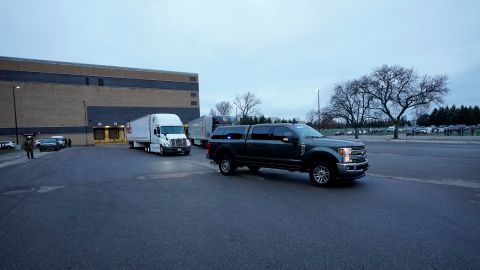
0;57;200;145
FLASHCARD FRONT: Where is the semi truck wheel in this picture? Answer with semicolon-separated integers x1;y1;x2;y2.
219;156;236;176
309;161;337;186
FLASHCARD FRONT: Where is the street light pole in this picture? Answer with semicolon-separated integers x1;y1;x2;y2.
12;86;21;144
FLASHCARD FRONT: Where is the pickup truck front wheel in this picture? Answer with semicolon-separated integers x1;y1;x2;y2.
309;161;337;186
219;156;236;176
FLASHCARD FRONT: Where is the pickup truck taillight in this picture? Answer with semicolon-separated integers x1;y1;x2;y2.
207;143;211;155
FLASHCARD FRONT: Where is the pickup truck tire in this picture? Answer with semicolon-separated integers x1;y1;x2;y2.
247;166;260;172
219;156;236;176
309;161;337;186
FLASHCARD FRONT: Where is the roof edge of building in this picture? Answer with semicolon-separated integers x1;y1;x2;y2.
0;56;198;77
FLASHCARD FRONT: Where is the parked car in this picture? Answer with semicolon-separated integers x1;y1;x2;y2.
51;136;66;149
0;140;16;150
334;131;344;136
35;139;41;147
39;138;61;152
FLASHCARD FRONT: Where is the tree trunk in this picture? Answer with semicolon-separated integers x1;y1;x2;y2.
354;127;359;139
393;121;400;139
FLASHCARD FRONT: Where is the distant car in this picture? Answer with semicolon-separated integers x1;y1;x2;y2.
0;140;16;150
334;131;345;136
346;130;353;135
35;140;41;147
387;126;395;132
39;138;60;152
51;136;66;149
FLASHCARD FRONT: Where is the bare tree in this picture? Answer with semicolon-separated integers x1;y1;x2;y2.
329;78;372;139
367;65;449;139
320;107;336;129
215;101;233;115
208;108;217;116
306;109;316;125
233;91;262;118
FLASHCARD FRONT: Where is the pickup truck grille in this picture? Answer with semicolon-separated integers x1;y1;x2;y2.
351;146;367;162
170;138;187;147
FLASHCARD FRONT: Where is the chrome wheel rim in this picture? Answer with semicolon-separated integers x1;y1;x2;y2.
160;146;163;155
220;160;230;172
313;166;330;183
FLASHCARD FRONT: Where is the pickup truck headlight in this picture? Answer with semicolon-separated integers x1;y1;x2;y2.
164;142;170;147
338;147;352;163
186;140;191;146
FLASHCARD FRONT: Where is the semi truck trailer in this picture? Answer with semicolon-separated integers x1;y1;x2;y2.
188;115;234;148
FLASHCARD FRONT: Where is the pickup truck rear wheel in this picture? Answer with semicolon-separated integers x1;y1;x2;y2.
309;161;337;186
219;156;236;176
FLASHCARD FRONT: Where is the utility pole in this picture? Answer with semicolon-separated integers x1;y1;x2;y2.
316;89;320;129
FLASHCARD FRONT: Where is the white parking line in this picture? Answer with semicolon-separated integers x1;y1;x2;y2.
0;152;52;169
137;170;213;180
367;173;480;189
2;185;65;195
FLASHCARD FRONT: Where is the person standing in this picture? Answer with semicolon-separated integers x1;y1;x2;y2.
68;138;72;147
23;137;34;159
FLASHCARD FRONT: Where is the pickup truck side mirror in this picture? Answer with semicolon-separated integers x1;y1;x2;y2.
282;137;298;144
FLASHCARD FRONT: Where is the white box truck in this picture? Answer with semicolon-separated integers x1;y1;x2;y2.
187;115;234;148
126;113;191;155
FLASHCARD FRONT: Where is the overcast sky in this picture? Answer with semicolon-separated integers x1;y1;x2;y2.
1;0;479;120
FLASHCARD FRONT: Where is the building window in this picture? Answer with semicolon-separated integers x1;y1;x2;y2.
191;101;198;106
189;76;197;82
190;92;197;97
85;78;89;85
98;78;104;86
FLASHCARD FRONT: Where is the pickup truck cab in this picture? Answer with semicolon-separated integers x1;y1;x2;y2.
206;124;368;186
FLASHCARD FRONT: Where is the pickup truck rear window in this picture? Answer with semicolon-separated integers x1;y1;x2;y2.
212;127;245;140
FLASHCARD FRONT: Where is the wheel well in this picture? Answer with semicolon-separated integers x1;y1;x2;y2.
307;152;339;172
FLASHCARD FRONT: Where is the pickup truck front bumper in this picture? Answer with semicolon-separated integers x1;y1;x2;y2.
337;160;369;179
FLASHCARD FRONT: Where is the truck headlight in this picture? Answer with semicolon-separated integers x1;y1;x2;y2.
338;147;352;163
164;142;170;147
186;140;191;146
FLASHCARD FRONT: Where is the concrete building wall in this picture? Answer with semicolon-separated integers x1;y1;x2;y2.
0;57;200;145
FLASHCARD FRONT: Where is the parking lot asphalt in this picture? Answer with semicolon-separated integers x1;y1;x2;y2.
0;142;479;269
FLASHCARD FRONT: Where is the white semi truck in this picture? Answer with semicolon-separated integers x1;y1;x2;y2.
126;113;191;155
187;115;234;148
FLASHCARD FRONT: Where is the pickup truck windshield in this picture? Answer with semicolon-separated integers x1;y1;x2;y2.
292;124;324;138
161;126;184;134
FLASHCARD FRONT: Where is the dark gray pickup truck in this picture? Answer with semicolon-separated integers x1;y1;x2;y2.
206;124;368;186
